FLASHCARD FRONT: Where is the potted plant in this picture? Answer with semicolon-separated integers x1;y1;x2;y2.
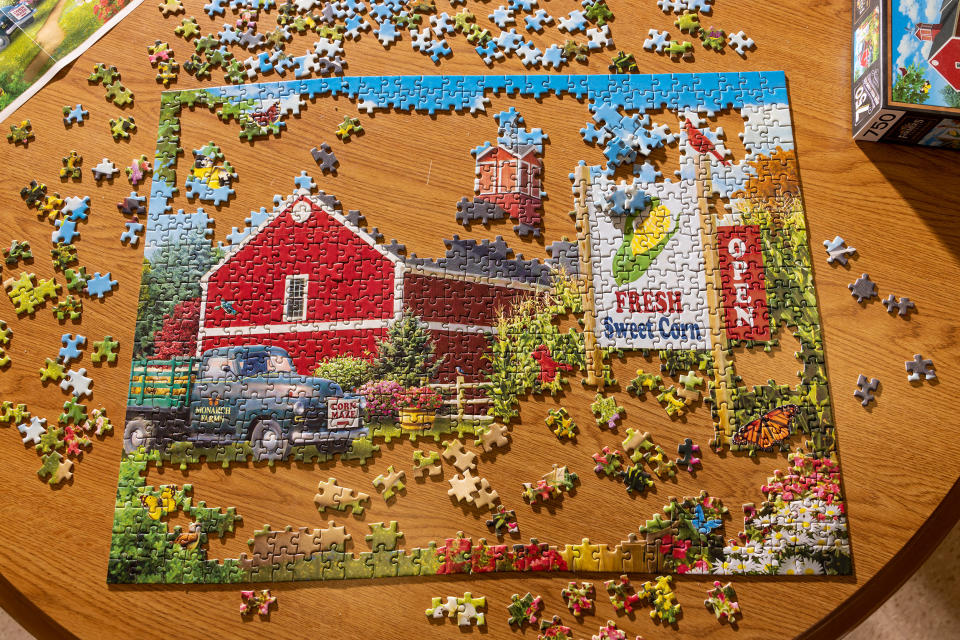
357;380;405;423
399;386;443;430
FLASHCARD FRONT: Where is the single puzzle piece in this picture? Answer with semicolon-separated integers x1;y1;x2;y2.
175;16;201;39
604;575;642;613
412;449;442;477
728;30;754;56
905;354;936;382
59;333;86;364
475;422;509;452
620;463;654;495
441;439;477;472
448;469;482;503
848;273;878;302
240;589;276;615
854;374;879;407
60;367;94;398
372;465;406;500
0;401;29;425
426;595;459;620
37;451;73;485
86;272;118;299
310;142;338;173
704;580;740;623
88;63;119;85
676;437;701;471
91;158;120;182
700;26;726;51
126;155;153;186
19;416;46;445
62;104;89;127
455;592;486;626
7;120;33;146
60;151;83;180
3;240;32;266
539;615;573;639
50;244;76;270
592;620;629;640
158;0;184;15
486;504;519;536
666;40;694;58
52;296;82;321
121;217;145;245
560;581;594;616
824;235;856;265
82;407;113;436
882;294;915;317
91;336;120;363
39;358;66;382
336;116;363;140
590;393;623;428
109;117;137;140
20;180;47;207
638;575;682;624
104;81;135;107
507;592;542;627
608;50;638;73
545;407;577;439
592;446;623;476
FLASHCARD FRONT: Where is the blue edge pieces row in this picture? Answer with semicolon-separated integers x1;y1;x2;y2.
166;72;787;114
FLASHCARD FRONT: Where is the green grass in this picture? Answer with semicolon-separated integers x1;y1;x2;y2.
52;2;99;60
0;0;61;76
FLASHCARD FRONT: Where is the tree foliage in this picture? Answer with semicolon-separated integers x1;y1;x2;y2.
372;311;441;386
892;63;930;104
133;241;221;358
940;85;960;109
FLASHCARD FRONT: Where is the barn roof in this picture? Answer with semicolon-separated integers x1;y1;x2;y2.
932;0;959;55
206;192;553;288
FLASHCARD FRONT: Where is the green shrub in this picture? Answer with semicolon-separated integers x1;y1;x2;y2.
314;355;374;391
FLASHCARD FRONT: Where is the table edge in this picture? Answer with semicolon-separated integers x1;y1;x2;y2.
802;475;960;640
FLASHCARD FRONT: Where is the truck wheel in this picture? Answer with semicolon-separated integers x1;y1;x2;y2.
250;419;290;462
0;34;9;52
123;418;155;454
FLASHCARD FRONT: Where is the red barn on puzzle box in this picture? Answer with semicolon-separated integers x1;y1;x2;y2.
197;194;540;381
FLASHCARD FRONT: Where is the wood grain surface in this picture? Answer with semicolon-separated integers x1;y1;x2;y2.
1;1;959;639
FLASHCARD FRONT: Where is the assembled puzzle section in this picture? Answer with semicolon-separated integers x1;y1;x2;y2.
108;72;850;585
852;0;960;147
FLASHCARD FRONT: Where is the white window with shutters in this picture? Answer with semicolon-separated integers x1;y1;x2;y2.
283;274;308;322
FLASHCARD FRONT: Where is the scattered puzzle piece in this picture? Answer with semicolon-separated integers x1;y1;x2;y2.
240;589;276;616
372;464;406;500
704;580;740;623
905;354;936;382
854;374;879;407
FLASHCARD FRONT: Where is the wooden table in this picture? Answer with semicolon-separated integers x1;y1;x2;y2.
1;1;959;638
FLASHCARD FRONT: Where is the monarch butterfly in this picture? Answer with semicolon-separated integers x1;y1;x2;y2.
732;404;800;450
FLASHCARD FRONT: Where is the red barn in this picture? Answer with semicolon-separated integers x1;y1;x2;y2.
197;194;542;382
474;143;543;228
916;0;960;90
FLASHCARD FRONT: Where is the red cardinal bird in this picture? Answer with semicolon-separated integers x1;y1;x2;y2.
684;120;730;166
531;345;574;384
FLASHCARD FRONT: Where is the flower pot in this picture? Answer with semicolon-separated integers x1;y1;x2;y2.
399;408;436;430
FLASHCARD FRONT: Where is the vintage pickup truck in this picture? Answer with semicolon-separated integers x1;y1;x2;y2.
123;345;366;460
0;2;36;53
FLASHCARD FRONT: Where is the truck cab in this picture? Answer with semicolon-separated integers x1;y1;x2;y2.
124;345;366;461
0;2;36;53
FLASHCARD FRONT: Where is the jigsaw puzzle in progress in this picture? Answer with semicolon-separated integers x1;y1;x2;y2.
109;73;850;585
